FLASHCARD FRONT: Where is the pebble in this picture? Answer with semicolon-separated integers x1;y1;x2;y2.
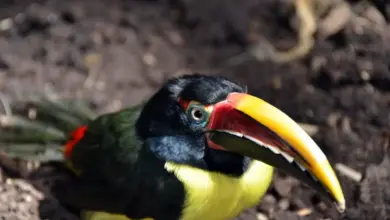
256;212;268;220
316;201;328;211
277;198;290;211
360;70;371;81
318;3;352;38
143;53;157;66
0;18;12;31
363;6;386;27
258;194;277;214
296;208;312;216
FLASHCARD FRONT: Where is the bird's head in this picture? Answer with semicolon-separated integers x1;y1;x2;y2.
136;74;345;212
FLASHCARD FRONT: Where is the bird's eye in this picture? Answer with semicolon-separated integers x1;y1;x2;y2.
186;103;210;125
191;107;205;121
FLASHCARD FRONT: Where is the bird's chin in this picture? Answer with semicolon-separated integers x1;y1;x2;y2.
203;147;250;177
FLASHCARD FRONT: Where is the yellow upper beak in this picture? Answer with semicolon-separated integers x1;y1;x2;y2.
207;92;345;212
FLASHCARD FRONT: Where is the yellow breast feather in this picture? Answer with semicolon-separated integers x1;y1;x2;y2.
164;160;274;220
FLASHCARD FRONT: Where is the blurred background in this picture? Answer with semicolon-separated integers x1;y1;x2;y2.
0;0;389;219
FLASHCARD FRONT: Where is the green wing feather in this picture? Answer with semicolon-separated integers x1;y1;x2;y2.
0;96;149;220
68;104;145;186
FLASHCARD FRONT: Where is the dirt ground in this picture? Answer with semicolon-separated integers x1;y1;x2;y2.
0;0;389;219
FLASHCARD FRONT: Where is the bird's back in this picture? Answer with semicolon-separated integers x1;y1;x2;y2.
68;104;144;186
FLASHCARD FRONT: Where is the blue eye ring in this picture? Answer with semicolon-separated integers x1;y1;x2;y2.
186;104;210;126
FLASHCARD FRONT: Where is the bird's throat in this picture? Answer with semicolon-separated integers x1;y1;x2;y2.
204;148;251;177
146;135;251;177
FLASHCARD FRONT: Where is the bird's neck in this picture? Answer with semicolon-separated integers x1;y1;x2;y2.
146;135;251;177
204;148;251;177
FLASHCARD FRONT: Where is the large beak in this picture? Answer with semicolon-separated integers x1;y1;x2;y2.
205;92;345;212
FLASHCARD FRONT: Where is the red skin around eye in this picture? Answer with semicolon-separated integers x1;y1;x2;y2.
178;98;190;111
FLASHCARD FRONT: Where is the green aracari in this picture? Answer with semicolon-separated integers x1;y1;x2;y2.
0;74;345;220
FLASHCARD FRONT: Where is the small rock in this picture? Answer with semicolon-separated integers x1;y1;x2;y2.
143;53;157;66
258;194;277;213
271;76;282;90
0;18;12;31
256;212;268;220
6;178;13;185
363;6;386;27
83;53;102;70
296;208;312;216
165;30;184;45
326;112;341;128
318;3;352;39
311;56;327;73
277;198;290;211
360;70;371;81
316;201;328;211
341;117;352;133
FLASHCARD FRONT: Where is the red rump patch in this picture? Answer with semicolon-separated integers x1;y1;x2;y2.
64;125;88;159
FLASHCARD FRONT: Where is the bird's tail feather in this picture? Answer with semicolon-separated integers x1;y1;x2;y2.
0;95;96;162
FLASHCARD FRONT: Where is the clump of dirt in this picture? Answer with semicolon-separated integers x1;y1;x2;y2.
0;0;389;219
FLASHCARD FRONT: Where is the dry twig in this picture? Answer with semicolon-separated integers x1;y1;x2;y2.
247;0;351;63
335;163;362;182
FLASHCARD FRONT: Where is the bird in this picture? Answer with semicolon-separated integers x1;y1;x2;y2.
0;74;345;220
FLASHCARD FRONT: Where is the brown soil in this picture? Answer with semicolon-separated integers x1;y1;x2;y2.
0;0;389;219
